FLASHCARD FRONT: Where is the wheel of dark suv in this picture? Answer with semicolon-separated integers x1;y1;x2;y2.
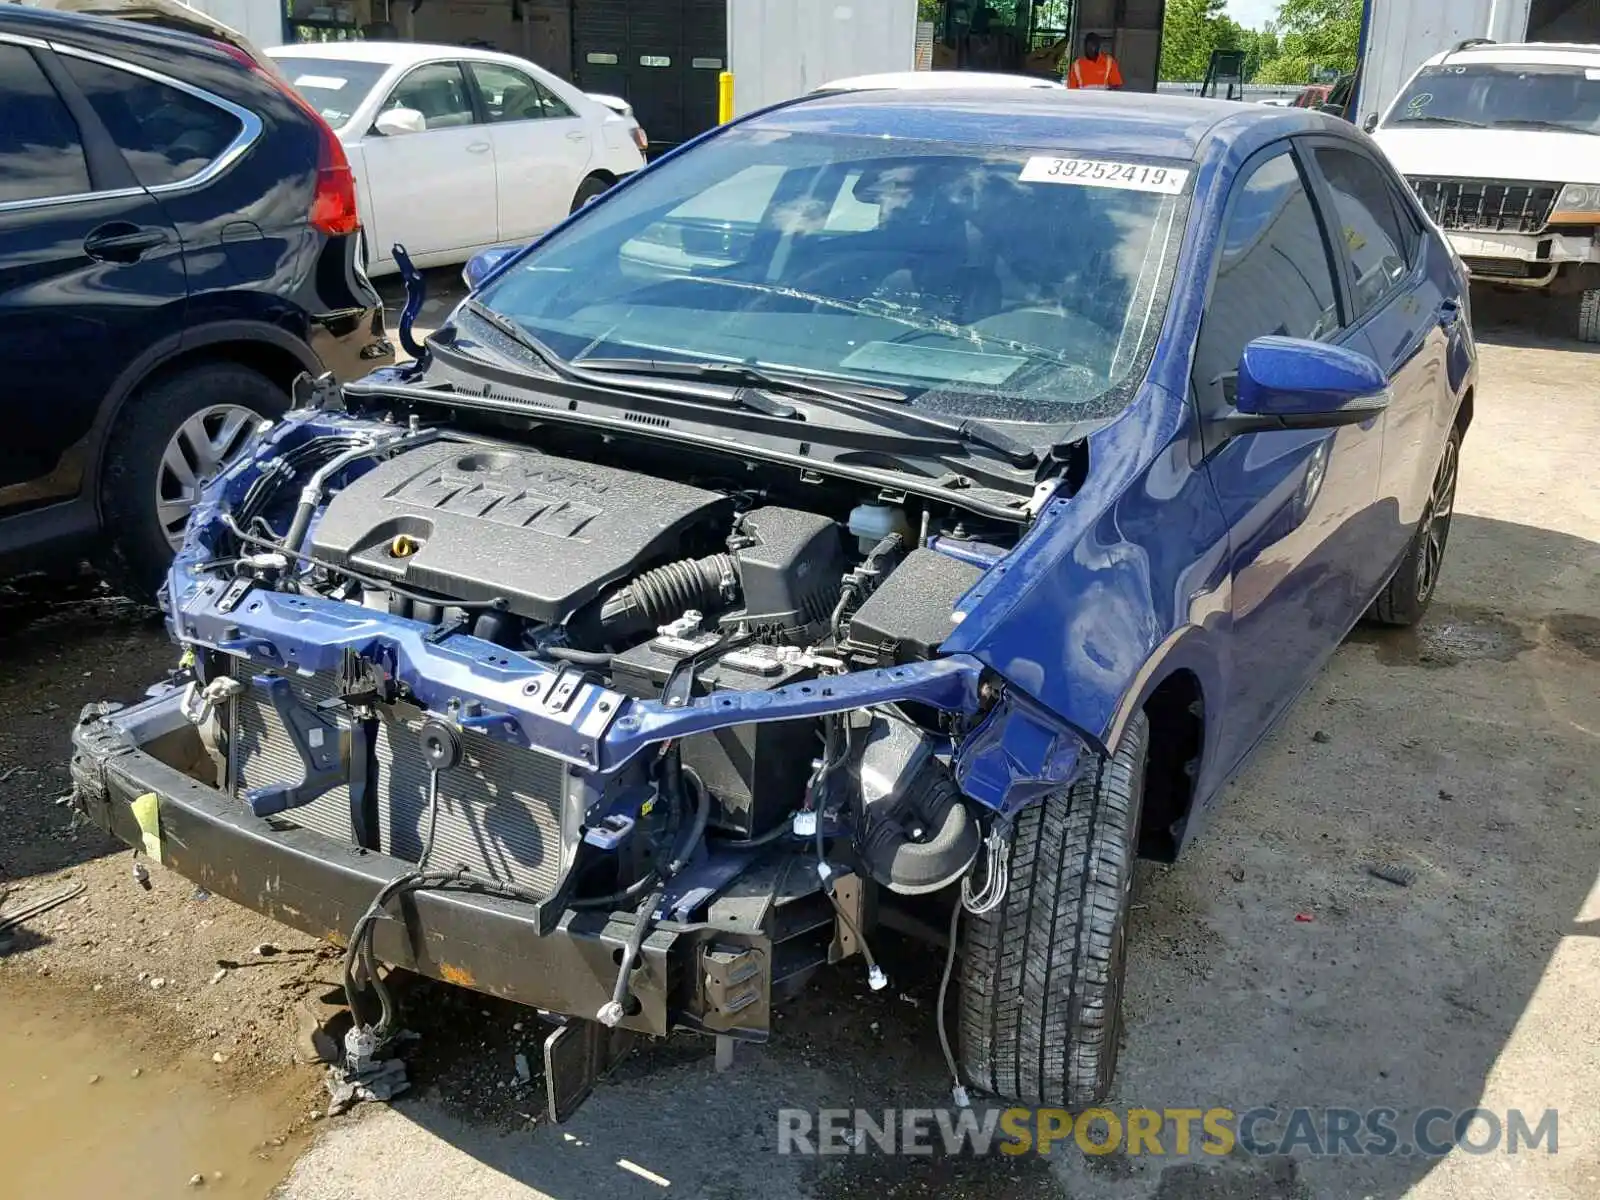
957;710;1148;1107
1367;423;1461;628
571;174;612;212
101;362;286;602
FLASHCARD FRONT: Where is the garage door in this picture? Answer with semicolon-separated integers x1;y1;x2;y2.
572;0;726;149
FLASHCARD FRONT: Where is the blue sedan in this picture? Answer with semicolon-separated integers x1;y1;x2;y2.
75;87;1475;1116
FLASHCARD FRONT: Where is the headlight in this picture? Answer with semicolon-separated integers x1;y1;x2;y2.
1550;182;1600;223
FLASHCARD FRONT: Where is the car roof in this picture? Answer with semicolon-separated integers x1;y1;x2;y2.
755;88;1338;162
266;40;531;70
0;2;214;53
1431;40;1600;68
816;70;1063;92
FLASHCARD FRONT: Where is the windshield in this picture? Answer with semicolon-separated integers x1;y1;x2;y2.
471;128;1190;424
273;58;390;129
1387;63;1600;135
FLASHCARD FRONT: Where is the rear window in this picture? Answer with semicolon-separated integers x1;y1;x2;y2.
274;58;389;129
62;57;241;189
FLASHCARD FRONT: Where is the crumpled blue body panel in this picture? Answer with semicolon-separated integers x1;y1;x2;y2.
168;410;1081;814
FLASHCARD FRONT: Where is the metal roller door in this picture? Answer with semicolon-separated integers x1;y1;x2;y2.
572;0;727;149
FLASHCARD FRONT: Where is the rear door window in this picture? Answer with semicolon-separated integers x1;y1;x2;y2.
61;56;242;189
468;62;547;122
0;44;92;204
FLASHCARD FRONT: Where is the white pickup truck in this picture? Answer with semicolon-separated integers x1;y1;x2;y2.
1371;40;1600;342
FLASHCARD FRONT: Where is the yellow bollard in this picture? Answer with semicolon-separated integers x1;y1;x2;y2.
718;71;734;123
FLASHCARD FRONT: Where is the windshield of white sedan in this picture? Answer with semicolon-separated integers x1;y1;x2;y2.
1389;63;1600;135
473;129;1189;421
275;59;389;128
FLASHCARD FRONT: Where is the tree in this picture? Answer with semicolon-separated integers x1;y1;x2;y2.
1254;0;1362;84
1160;0;1247;82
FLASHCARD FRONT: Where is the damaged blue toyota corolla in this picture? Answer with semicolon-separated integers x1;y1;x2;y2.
70;88;1475;1118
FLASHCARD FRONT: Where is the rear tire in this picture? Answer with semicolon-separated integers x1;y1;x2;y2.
100;362;286;602
1367;423;1461;628
1579;288;1600;345
957;710;1148;1107
570;174;612;213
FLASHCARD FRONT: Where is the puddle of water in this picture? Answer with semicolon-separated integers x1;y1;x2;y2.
1351;611;1532;668
0;978;307;1199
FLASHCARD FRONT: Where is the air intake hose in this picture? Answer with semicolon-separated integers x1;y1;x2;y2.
596;553;738;643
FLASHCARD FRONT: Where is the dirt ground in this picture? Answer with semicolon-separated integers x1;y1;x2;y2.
0;289;1596;1200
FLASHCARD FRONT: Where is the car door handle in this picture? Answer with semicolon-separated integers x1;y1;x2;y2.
566;131;587;142
1437;298;1462;330
466;141;491;154
83;224;170;263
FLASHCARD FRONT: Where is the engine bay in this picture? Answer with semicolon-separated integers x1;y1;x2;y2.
150;391;1081;1085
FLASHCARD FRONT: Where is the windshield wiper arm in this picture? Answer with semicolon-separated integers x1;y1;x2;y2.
457;308;804;416
1487;119;1599;134
580;357;1035;467
460;298;578;378
577;357;904;400
1390;115;1485;128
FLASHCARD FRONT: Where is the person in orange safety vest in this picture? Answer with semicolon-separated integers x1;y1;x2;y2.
1066;32;1124;90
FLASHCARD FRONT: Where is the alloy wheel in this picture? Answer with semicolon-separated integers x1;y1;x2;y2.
156;404;262;548
1415;436;1459;602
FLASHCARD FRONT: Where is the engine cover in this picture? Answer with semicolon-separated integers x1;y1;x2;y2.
310;443;730;621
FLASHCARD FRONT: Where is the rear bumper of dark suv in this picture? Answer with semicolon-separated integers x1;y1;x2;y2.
68;690;773;1040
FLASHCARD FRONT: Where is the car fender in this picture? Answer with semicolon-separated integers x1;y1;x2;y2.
83;319;321;507
943;383;1232;770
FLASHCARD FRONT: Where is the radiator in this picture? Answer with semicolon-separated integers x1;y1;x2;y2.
230;669;569;898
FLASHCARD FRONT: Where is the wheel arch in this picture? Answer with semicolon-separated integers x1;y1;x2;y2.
85;321;318;517
1137;668;1206;862
1455;385;1474;436
1089;626;1226;862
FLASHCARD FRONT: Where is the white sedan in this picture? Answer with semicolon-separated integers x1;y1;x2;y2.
266;42;648;276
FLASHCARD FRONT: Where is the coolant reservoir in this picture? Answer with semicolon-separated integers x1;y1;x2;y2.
847;503;913;553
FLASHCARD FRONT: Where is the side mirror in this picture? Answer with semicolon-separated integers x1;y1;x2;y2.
1362;113;1379;133
1222;336;1390;436
375;107;426;136
461;244;522;291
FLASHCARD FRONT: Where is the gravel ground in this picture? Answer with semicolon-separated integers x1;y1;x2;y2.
0;290;1595;1200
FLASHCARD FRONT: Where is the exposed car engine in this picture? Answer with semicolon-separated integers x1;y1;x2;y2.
177;406;1033;1055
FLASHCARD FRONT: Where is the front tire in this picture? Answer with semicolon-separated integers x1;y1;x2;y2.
957;710;1148;1107
1579;288;1600;345
100;362;286;602
1367;423;1461;627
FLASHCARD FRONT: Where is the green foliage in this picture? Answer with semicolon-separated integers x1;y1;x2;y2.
1252;0;1363;84
1156;0;1360;86
1160;0;1246;82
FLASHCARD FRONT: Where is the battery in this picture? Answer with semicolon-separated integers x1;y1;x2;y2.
611;638;820;838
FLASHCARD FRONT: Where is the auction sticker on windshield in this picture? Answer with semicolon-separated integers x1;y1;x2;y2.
1020;156;1189;194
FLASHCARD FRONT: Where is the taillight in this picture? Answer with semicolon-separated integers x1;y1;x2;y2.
218;43;360;236
631;124;649;152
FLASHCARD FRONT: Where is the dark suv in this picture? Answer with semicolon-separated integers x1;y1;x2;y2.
0;8;390;598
